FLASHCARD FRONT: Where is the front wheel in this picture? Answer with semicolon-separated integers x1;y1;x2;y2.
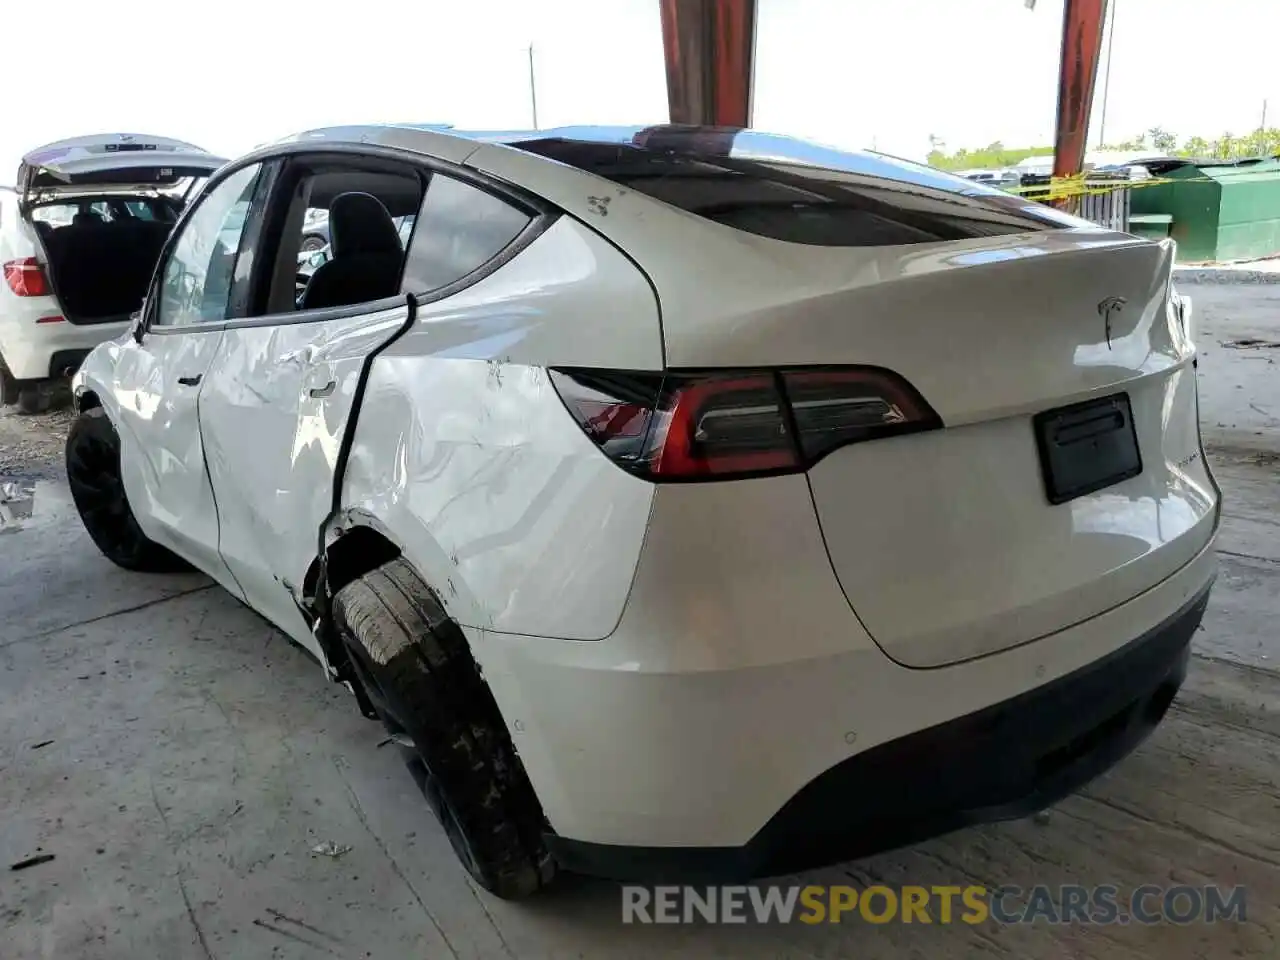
333;558;556;899
65;408;191;572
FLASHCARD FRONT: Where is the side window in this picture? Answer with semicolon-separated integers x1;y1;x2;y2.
31;205;70;226
270;162;423;315
401;175;532;293
155;164;262;327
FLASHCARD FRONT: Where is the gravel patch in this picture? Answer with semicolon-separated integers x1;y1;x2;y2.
0;395;73;483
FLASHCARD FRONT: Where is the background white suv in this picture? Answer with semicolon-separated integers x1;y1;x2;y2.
69;124;1217;898
0;134;223;412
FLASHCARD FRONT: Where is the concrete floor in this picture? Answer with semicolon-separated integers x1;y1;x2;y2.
2;282;1279;958
1193;282;1280;456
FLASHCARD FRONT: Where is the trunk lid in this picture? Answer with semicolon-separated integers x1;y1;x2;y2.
748;233;1215;668
667;231;1215;668
18;133;225;204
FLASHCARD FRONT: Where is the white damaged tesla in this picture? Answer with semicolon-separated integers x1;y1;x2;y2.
68;123;1218;898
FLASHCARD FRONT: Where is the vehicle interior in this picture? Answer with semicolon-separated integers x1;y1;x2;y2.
30;193;185;324
263;163;424;315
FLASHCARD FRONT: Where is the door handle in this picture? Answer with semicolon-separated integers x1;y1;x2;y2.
308;380;336;399
177;374;202;387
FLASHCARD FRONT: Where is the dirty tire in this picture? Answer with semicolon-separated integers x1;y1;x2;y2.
300;234;326;252
65;408;191;573
15;385;47;415
0;363;17;406
333;559;556;899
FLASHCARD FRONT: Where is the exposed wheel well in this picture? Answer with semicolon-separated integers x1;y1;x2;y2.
319;525;402;601
308;525;408;720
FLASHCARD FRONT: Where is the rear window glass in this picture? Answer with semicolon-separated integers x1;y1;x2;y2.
513;129;1090;246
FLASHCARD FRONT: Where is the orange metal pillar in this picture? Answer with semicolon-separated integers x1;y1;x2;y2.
658;0;1106;182
658;0;758;127
1053;0;1110;181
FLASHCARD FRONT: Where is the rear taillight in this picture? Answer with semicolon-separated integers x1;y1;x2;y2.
551;367;940;481
3;258;50;297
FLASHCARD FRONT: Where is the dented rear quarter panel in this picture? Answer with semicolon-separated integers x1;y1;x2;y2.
338;215;662;640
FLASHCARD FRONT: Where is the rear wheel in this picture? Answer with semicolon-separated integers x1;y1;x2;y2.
65;407;190;572
15;385;47;415
332;558;556;899
0;359;18;406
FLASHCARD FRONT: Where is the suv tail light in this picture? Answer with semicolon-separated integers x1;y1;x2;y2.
3;258;50;297
551;367;940;481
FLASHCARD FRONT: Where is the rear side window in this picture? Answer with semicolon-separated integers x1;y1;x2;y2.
401;175;531;293
31;205;76;227
514;131;1087;246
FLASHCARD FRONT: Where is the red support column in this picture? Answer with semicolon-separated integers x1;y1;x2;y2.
658;0;758;127
1053;0;1110;182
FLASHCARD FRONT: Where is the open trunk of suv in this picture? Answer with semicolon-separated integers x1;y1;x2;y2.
18;134;225;324
34;202;180;324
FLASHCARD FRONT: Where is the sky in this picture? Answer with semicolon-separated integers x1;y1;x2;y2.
3;0;1278;179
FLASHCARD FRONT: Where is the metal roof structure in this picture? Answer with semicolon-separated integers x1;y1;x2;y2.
656;0;1113;184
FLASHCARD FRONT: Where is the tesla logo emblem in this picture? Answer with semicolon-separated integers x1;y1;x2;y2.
1098;296;1127;348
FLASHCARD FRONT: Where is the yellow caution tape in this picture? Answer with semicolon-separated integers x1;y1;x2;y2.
1006;172;1223;201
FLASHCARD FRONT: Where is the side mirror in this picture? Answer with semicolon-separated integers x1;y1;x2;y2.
130;308;146;344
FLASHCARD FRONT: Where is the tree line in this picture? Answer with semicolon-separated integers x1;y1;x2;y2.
926;127;1280;171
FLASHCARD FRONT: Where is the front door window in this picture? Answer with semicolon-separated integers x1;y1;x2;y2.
154;164;262;328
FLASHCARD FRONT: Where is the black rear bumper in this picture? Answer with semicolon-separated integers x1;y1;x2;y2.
545;582;1212;883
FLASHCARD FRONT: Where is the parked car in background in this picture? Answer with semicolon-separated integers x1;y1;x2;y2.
0;134;224;412
300;208;329;251
956;167;1021;190
69;123;1216;898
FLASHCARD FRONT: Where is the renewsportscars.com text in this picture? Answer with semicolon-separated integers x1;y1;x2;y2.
621;884;1247;925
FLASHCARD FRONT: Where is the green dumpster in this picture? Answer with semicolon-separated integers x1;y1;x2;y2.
1130;158;1280;262
1128;213;1172;241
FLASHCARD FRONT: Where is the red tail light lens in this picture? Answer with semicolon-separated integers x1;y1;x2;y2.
781;368;936;462
550;370;663;470
3;258;50;297
651;373;796;477
551;366;939;481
